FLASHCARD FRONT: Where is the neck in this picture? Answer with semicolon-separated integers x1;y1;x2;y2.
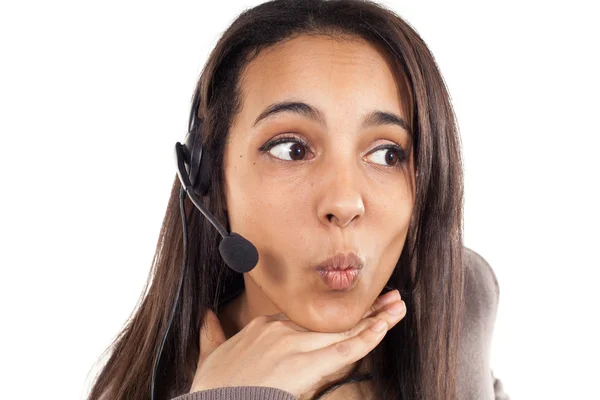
218;273;278;339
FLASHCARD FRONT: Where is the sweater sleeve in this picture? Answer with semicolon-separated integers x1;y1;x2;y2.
170;386;298;400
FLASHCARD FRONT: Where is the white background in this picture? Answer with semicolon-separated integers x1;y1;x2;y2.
1;1;598;399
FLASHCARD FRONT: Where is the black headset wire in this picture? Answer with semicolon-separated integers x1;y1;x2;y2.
150;186;189;400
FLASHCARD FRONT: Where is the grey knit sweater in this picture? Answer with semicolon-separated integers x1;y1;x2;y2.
171;247;510;400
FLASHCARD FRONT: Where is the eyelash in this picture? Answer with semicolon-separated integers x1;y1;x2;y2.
258;133;407;169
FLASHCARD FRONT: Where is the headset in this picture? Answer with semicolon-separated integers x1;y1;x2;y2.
150;90;259;400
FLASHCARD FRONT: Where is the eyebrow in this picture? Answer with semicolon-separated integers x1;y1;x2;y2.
252;100;412;136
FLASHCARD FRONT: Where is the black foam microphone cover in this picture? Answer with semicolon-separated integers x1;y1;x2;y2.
175;142;259;274
219;232;259;273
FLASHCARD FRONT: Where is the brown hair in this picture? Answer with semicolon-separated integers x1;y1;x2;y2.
86;0;465;399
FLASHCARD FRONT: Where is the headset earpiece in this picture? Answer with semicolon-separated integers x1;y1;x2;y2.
179;89;212;197
196;142;212;196
181;119;212;197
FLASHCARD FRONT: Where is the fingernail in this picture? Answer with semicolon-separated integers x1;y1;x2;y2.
386;301;405;316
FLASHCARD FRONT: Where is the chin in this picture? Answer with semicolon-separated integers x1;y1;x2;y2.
296;311;361;333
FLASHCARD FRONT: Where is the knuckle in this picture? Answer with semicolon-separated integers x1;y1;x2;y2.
367;305;377;316
261;319;290;338
256;315;271;323
247;315;267;330
357;327;373;344
269;320;287;331
370;298;382;313
334;340;351;357
366;316;380;328
341;327;354;337
372;296;383;309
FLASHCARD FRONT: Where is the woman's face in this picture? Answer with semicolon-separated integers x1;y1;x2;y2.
223;34;415;333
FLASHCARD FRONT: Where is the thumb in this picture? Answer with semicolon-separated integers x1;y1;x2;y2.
198;308;226;366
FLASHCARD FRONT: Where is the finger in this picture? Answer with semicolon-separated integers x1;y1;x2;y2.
361;289;401;318
344;299;406;338
302;317;391;378
198;308;226;365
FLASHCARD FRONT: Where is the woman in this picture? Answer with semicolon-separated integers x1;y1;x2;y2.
87;0;509;399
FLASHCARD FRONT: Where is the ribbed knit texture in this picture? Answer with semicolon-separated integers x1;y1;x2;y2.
171;386;297;400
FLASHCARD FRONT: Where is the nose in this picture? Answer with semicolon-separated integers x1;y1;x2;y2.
317;161;365;229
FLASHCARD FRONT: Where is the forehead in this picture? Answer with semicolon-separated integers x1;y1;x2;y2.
235;34;409;126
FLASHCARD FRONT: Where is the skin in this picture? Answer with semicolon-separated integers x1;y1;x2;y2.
218;34;416;398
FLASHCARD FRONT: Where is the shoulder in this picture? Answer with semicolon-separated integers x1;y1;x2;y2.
462;246;500;318
457;247;501;399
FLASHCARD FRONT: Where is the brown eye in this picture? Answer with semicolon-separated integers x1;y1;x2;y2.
288;143;306;160
261;137;310;161
385;149;399;165
365;144;406;168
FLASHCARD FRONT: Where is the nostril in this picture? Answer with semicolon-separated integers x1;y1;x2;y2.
327;214;334;222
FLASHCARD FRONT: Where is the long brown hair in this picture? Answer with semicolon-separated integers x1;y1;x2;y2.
86;0;465;398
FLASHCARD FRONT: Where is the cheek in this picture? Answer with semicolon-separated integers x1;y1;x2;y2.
370;178;413;231
226;164;313;257
367;185;413;272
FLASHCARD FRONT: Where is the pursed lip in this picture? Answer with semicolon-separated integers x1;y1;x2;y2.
315;252;365;271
